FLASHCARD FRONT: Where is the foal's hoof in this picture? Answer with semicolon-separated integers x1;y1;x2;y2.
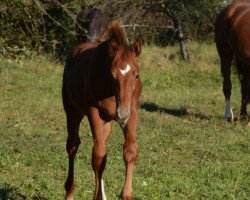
121;193;133;200
65;180;75;200
65;194;74;200
122;197;133;200
246;121;250;127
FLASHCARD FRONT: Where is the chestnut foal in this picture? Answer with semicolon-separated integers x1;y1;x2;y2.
62;20;142;200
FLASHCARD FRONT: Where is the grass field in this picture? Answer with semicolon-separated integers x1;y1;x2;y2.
0;43;249;200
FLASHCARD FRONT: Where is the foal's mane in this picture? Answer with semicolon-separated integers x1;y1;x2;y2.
109;20;128;46
108;20;135;65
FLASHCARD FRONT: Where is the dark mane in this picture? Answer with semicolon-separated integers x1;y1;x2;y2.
108;20;135;65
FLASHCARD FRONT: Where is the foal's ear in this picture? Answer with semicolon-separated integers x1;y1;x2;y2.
109;39;118;58
133;39;142;57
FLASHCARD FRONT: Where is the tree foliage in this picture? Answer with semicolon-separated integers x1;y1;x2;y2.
95;0;229;41
0;0;79;58
0;0;230;57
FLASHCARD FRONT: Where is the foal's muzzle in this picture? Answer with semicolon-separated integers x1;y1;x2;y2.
116;107;130;125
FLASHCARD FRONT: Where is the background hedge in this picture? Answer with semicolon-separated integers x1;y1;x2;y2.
0;0;233;58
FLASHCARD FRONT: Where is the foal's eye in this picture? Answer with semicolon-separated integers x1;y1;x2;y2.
135;74;139;80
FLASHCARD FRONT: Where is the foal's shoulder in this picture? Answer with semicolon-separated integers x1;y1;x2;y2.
64;42;99;75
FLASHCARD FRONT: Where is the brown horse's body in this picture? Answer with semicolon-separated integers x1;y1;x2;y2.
215;0;250;122
62;20;142;200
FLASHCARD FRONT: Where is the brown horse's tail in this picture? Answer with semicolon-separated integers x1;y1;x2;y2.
109;20;128;45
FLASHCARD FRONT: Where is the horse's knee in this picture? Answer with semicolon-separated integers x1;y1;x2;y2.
92;145;107;170
123;142;138;164
66;136;81;156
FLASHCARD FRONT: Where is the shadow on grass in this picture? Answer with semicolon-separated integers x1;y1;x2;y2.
0;184;26;200
140;102;211;120
0;184;48;200
116;194;142;200
140;102;188;117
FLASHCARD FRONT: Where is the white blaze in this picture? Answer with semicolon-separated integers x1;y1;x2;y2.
119;64;131;76
101;179;107;200
225;99;234;121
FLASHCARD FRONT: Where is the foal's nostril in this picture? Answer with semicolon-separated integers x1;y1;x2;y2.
118;113;128;121
116;109;130;124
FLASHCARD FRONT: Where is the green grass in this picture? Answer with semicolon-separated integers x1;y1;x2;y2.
0;43;249;200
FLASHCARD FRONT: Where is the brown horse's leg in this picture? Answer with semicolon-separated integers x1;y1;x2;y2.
121;111;138;200
88;107;109;200
220;53;234;121
240;71;250;118
65;112;83;200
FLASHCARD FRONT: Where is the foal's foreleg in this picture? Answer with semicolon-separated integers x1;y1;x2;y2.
65;114;82;200
92;142;107;200
88;108;111;200
122;111;138;200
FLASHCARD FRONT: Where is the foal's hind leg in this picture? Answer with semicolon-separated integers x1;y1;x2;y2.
220;53;234;121
65;111;83;200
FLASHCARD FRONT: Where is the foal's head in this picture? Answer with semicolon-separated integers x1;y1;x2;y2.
108;20;141;125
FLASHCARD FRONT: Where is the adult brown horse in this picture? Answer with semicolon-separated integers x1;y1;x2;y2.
62;20;142;200
215;0;250;123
